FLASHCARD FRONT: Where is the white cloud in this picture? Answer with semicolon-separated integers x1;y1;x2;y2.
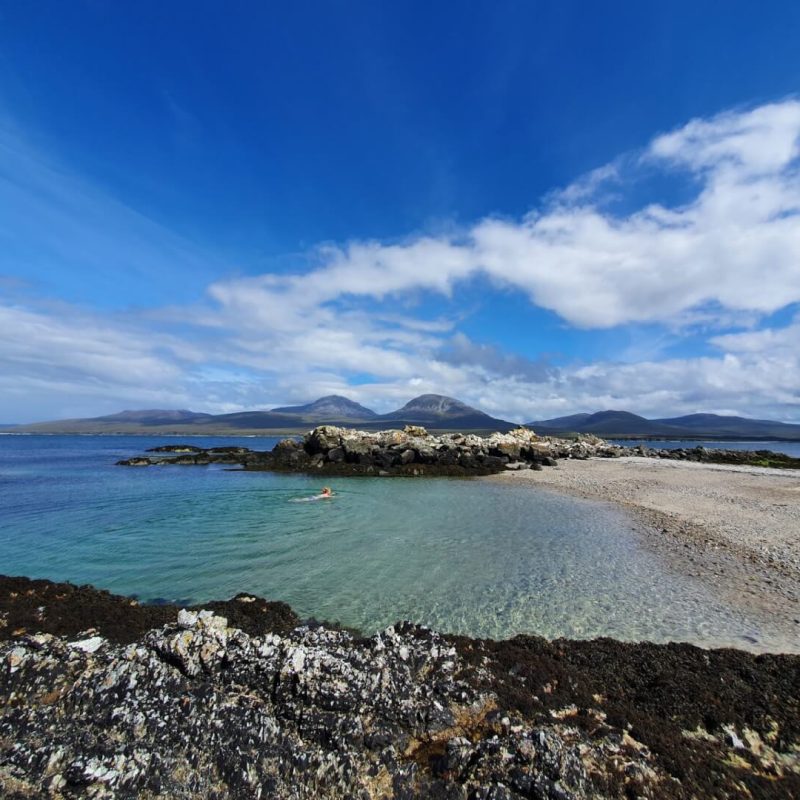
648;101;800;175
3;101;800;422
204;100;800;332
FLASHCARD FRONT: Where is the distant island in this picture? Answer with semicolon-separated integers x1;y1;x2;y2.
529;409;800;441
0;394;515;435
3;394;800;440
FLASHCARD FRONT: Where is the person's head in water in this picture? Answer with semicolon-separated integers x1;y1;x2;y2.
321;487;333;497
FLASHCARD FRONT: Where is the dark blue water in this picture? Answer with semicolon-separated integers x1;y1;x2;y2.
0;435;795;651
608;439;800;457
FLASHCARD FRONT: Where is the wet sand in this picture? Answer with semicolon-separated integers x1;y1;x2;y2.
489;457;800;647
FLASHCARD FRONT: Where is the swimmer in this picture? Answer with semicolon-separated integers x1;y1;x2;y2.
289;487;335;503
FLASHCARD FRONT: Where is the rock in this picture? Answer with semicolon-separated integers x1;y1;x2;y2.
67;635;105;653
374;450;398;469
207;446;252;455
399;449;416;465
403;424;428;437
117;425;637;477
3;577;800;798
414;445;439;464
146;444;204;453
305;426;344;455
723;725;746;749
342;438;373;463
327;446;345;463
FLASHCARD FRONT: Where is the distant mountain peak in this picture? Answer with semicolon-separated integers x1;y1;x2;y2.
378;394;515;430
395;394;477;415
584;410;649;423
271;395;377;420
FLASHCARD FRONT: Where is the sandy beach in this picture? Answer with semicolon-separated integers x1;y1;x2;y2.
491;456;800;645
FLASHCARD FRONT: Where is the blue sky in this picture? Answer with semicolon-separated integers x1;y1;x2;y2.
1;2;800;422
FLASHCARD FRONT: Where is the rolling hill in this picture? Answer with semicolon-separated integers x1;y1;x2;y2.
2;394;515;434
377;394;516;431
528;410;800;440
8;399;799;439
271;395;378;422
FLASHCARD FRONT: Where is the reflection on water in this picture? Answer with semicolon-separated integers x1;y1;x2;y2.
0;435;796;652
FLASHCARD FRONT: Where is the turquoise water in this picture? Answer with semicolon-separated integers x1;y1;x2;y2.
609;439;800;457
0;435;794;651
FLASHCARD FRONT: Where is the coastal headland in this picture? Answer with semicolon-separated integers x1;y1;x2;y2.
2;575;800;798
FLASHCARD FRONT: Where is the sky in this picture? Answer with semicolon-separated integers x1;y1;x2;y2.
1;2;800;424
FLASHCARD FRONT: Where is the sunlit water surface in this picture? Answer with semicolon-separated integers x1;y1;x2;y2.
0;435;795;651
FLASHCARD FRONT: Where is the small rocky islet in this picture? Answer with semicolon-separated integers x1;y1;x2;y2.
2;575;800;799
115;424;800;473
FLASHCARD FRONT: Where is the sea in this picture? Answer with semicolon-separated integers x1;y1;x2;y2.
1;434;797;652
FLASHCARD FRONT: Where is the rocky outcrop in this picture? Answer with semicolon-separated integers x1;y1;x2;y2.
117;426;626;475
2;576;799;799
117;428;800;474
625;444;800;469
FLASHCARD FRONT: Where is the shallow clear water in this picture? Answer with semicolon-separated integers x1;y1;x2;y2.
608;439;800;457
0;435;794;651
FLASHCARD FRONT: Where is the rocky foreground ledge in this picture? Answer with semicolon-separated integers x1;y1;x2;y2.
2;577;799;799
115;425;800;475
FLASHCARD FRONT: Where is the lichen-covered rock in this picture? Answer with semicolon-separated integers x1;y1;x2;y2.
2;578;799;798
0;615;607;799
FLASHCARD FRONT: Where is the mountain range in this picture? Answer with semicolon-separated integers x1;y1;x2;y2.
3;394;515;434
528;410;800;440
3;398;800;439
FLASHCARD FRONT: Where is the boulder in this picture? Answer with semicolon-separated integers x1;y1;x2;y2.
414;445;439;464
327;447;345;463
374;450;398;469
342;439;373;463
304;425;344;455
403;424;428;437
272;439;311;468
399;449;416;465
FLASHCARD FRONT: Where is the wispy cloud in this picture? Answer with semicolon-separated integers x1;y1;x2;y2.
0;120;224;308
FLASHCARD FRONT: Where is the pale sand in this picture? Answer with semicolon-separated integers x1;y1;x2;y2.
488;457;800;640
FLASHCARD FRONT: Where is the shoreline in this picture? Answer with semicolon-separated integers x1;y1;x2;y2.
488;457;800;645
2;574;800;797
